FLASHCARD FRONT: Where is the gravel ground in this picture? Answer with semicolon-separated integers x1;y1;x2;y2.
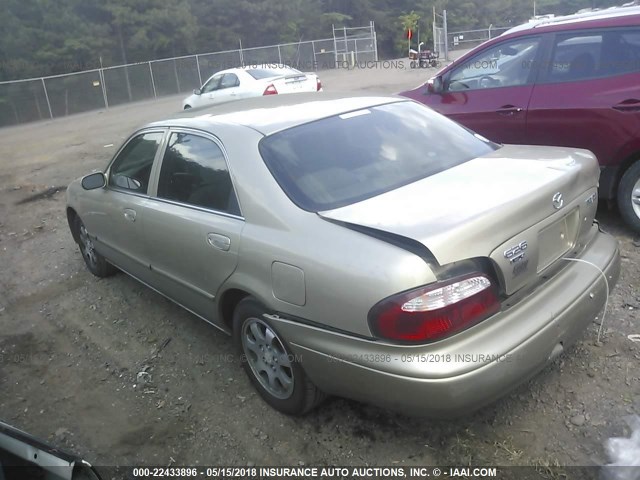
0;58;639;477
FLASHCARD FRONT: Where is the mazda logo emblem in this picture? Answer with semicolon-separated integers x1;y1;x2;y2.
552;192;564;210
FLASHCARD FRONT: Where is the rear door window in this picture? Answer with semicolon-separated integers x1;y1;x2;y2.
156;132;240;215
220;73;240;89
545;28;640;83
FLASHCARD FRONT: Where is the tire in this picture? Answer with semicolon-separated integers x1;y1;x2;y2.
184;105;192;110
617;160;640;233
410;61;417;69
73;216;117;277
233;297;325;415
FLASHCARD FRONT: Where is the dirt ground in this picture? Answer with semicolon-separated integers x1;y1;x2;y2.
0;59;639;476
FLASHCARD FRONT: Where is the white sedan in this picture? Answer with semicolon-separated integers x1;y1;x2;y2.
182;66;322;109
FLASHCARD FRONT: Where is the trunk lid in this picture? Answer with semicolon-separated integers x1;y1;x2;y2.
269;73;317;93
319;145;600;295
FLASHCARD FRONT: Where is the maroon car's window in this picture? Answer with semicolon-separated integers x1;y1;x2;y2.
448;37;541;91
157;132;240;215
259;101;498;212
546;28;640;83
108;132;163;194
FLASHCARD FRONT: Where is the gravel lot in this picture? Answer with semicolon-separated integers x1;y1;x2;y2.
0;58;639;476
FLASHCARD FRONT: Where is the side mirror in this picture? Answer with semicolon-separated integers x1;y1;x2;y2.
193;88;202;95
426;76;444;94
81;172;106;190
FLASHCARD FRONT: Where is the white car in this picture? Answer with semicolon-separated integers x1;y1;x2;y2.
182;66;322;109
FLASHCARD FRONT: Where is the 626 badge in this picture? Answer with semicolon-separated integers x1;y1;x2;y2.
504;240;528;264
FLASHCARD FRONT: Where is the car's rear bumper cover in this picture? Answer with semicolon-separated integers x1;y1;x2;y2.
267;229;620;417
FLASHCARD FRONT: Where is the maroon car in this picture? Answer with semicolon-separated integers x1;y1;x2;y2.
401;7;640;232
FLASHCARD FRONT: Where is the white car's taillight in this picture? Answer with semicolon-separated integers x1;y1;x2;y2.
263;84;278;95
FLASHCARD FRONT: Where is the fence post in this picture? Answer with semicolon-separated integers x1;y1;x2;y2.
99;68;109;109
332;25;338;68
277;45;282;65
443;10;449;61
311;40;317;70
41;78;53;119
149;62;158;98
173;59;181;93
372;21;378;61
195;55;203;86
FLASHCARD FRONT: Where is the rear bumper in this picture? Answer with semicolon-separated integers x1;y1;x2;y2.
268;229;620;417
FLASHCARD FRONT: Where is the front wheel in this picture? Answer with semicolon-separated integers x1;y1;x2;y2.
183;105;192;110
74;216;117;277
617;160;640;233
233;297;325;415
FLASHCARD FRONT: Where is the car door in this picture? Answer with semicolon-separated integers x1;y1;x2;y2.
197;74;223;106
424;36;544;144
201;73;241;106
144;129;244;323
83;130;165;283
526;27;640;172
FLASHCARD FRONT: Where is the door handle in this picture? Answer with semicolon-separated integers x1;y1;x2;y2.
496;105;524;116
612;99;640;112
123;208;136;222
207;233;231;251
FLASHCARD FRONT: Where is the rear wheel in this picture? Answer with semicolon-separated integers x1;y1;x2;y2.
184;105;192;110
617;160;640;233
233;297;325;415
73;216;117;277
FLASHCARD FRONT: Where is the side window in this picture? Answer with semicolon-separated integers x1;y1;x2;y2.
601;28;640;76
109;132;163;193
547;33;603;82
220;73;240;89
546;28;640;83
157;132;240;215
202;74;222;93
448;37;541;91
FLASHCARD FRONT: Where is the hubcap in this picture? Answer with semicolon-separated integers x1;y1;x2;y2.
241;317;294;399
78;224;97;268
632;178;640;219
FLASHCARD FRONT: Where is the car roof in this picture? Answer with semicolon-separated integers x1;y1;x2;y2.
206;65;300;78
503;5;640;35
146;93;403;136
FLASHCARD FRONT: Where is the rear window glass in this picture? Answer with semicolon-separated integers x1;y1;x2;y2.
259;101;497;211
247;67;301;79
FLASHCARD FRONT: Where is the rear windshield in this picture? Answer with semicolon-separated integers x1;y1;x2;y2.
258;101;498;211
247;67;300;80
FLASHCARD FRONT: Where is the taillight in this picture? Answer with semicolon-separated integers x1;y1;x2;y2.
263;84;278;95
368;274;500;344
316;77;322;91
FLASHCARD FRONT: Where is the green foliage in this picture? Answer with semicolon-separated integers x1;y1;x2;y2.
0;0;632;80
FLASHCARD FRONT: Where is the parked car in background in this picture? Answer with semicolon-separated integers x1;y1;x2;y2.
66;93;619;417
400;6;640;232
182;66;322;110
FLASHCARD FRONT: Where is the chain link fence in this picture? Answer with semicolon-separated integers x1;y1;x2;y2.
448;26;512;51
0;25;377;128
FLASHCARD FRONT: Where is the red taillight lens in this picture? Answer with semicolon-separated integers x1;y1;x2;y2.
368;274;500;344
316;77;322;91
263;84;278;95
